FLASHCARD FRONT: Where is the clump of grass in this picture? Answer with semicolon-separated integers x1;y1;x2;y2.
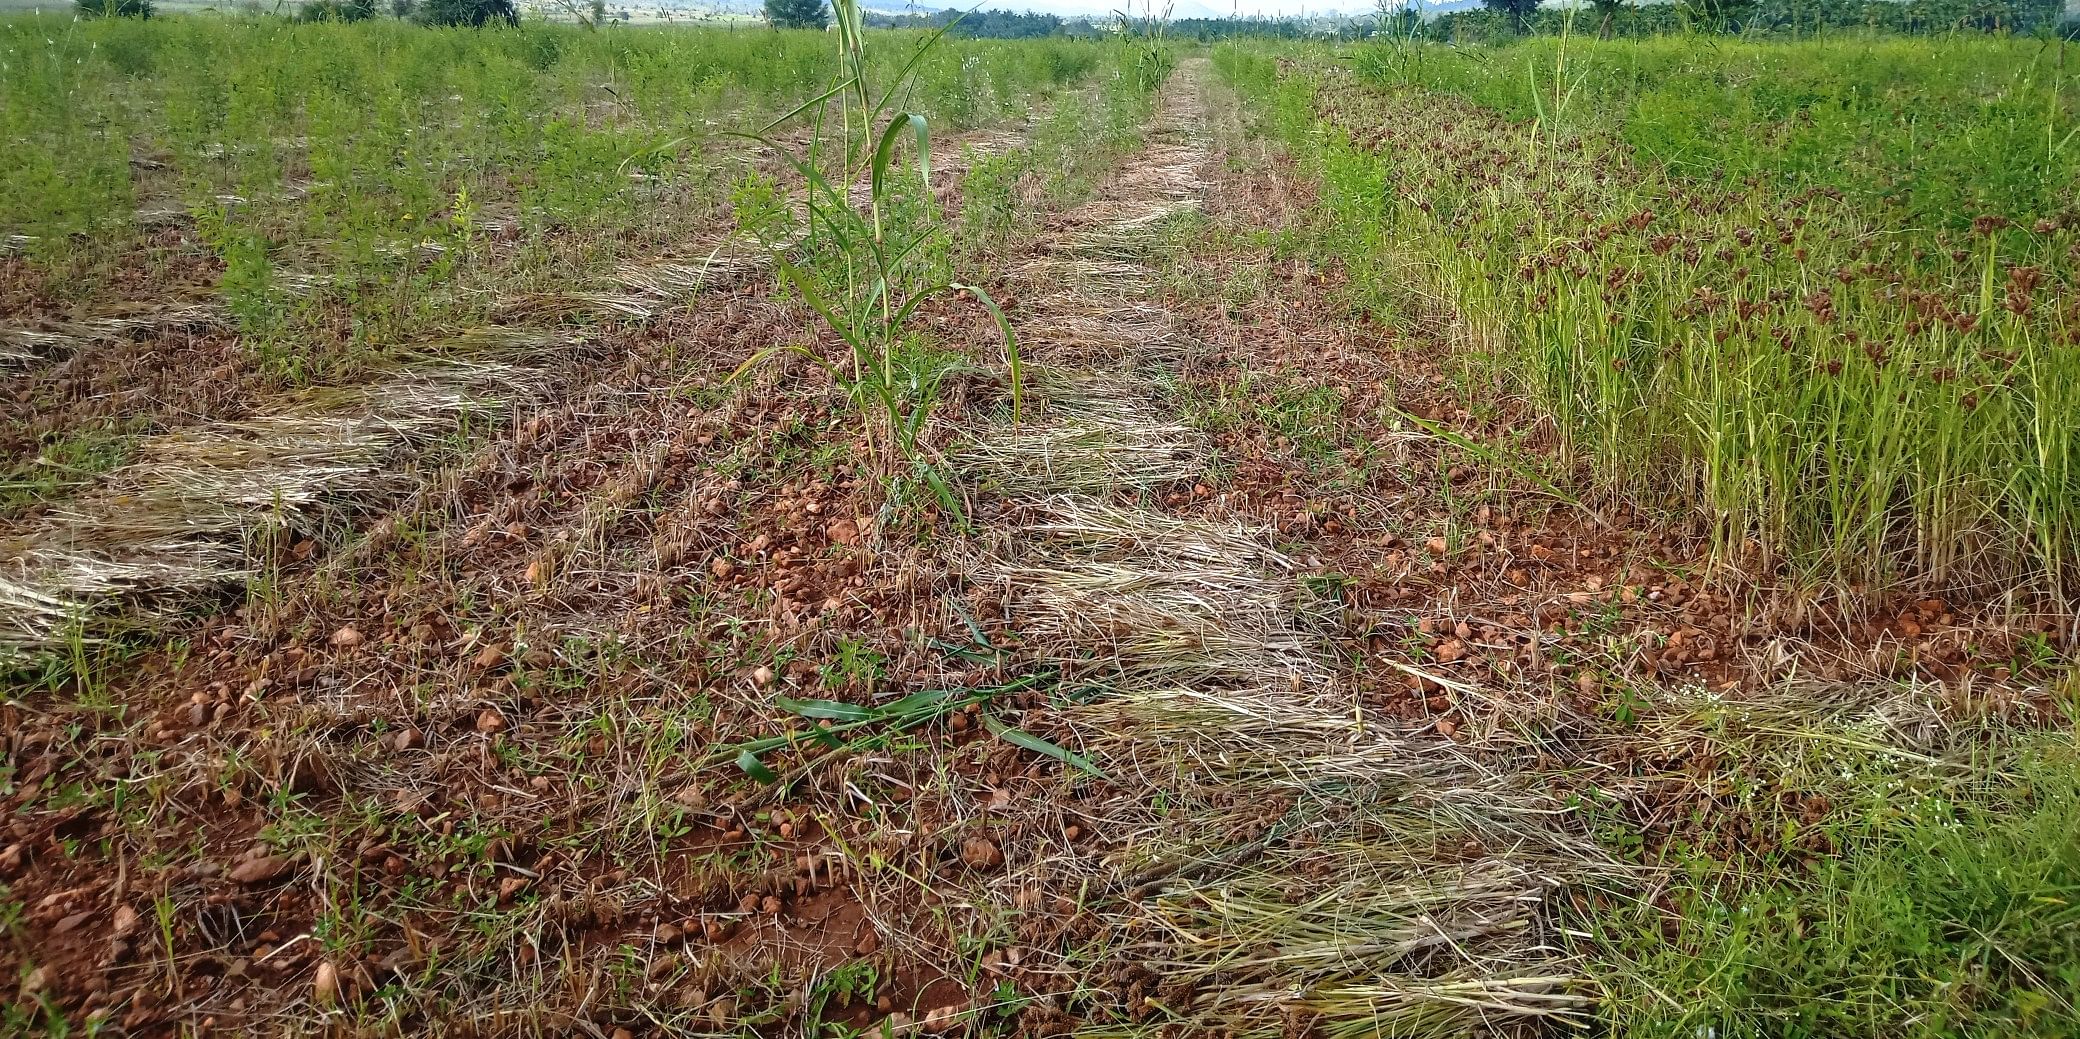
1581;733;2080;1038
0;351;552;661
0;428;137;513
731;0;1022;524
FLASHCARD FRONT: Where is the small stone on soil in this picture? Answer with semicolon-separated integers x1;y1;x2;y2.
229;855;293;886
313;961;340;1006
961;837;1005;870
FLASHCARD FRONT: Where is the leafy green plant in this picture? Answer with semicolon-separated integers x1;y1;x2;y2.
716;670;1104;788
732;0;1023;525
1114;0;1177;92
807;960;879;1026
955;148;1021;248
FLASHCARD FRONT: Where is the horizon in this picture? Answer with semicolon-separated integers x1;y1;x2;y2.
870;0;1409;18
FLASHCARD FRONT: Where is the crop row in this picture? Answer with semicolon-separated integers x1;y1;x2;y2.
1221;39;2079;605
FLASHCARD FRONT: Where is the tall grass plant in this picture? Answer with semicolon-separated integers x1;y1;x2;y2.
1221;39;2080;608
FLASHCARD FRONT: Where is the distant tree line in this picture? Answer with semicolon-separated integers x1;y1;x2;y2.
1168;17;1320;38
859;7;1358;39
75;0;156;15
863;7;1068;36
1445;0;2070;39
76;0;517;23
849;0;2071;40
72;0;2072;39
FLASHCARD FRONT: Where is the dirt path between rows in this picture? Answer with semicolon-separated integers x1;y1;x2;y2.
920;59;1615;1036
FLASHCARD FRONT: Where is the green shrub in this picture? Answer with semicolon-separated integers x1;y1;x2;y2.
74;0;153;17
298;0;377;21
764;0;828;30
416;0;516;27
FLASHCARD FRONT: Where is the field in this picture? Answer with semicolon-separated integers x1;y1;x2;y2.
2;11;2077;1039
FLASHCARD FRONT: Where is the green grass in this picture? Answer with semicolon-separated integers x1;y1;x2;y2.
1178;370;1354;472
0;15;1109;249
0;15;1114;384
1220;37;2080;603
728;9;1162;524
1371;35;2080;234
955;50;1165;252
0;428;136;512
1585;733;2080;1038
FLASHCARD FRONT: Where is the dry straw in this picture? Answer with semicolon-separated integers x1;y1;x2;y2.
0;340;561;658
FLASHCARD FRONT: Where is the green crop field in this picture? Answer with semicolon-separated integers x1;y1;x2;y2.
2;3;2076;1037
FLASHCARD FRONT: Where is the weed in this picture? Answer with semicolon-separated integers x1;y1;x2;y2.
730;0;1023;525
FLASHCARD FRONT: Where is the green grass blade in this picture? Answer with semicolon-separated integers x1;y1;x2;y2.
879;688;960;715
768;251;869;355
981;712;1109;780
758;77;857;136
774;696;882;722
734;748;778;783
951;281;1022;425
871;113;929;203
727;343;840;385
